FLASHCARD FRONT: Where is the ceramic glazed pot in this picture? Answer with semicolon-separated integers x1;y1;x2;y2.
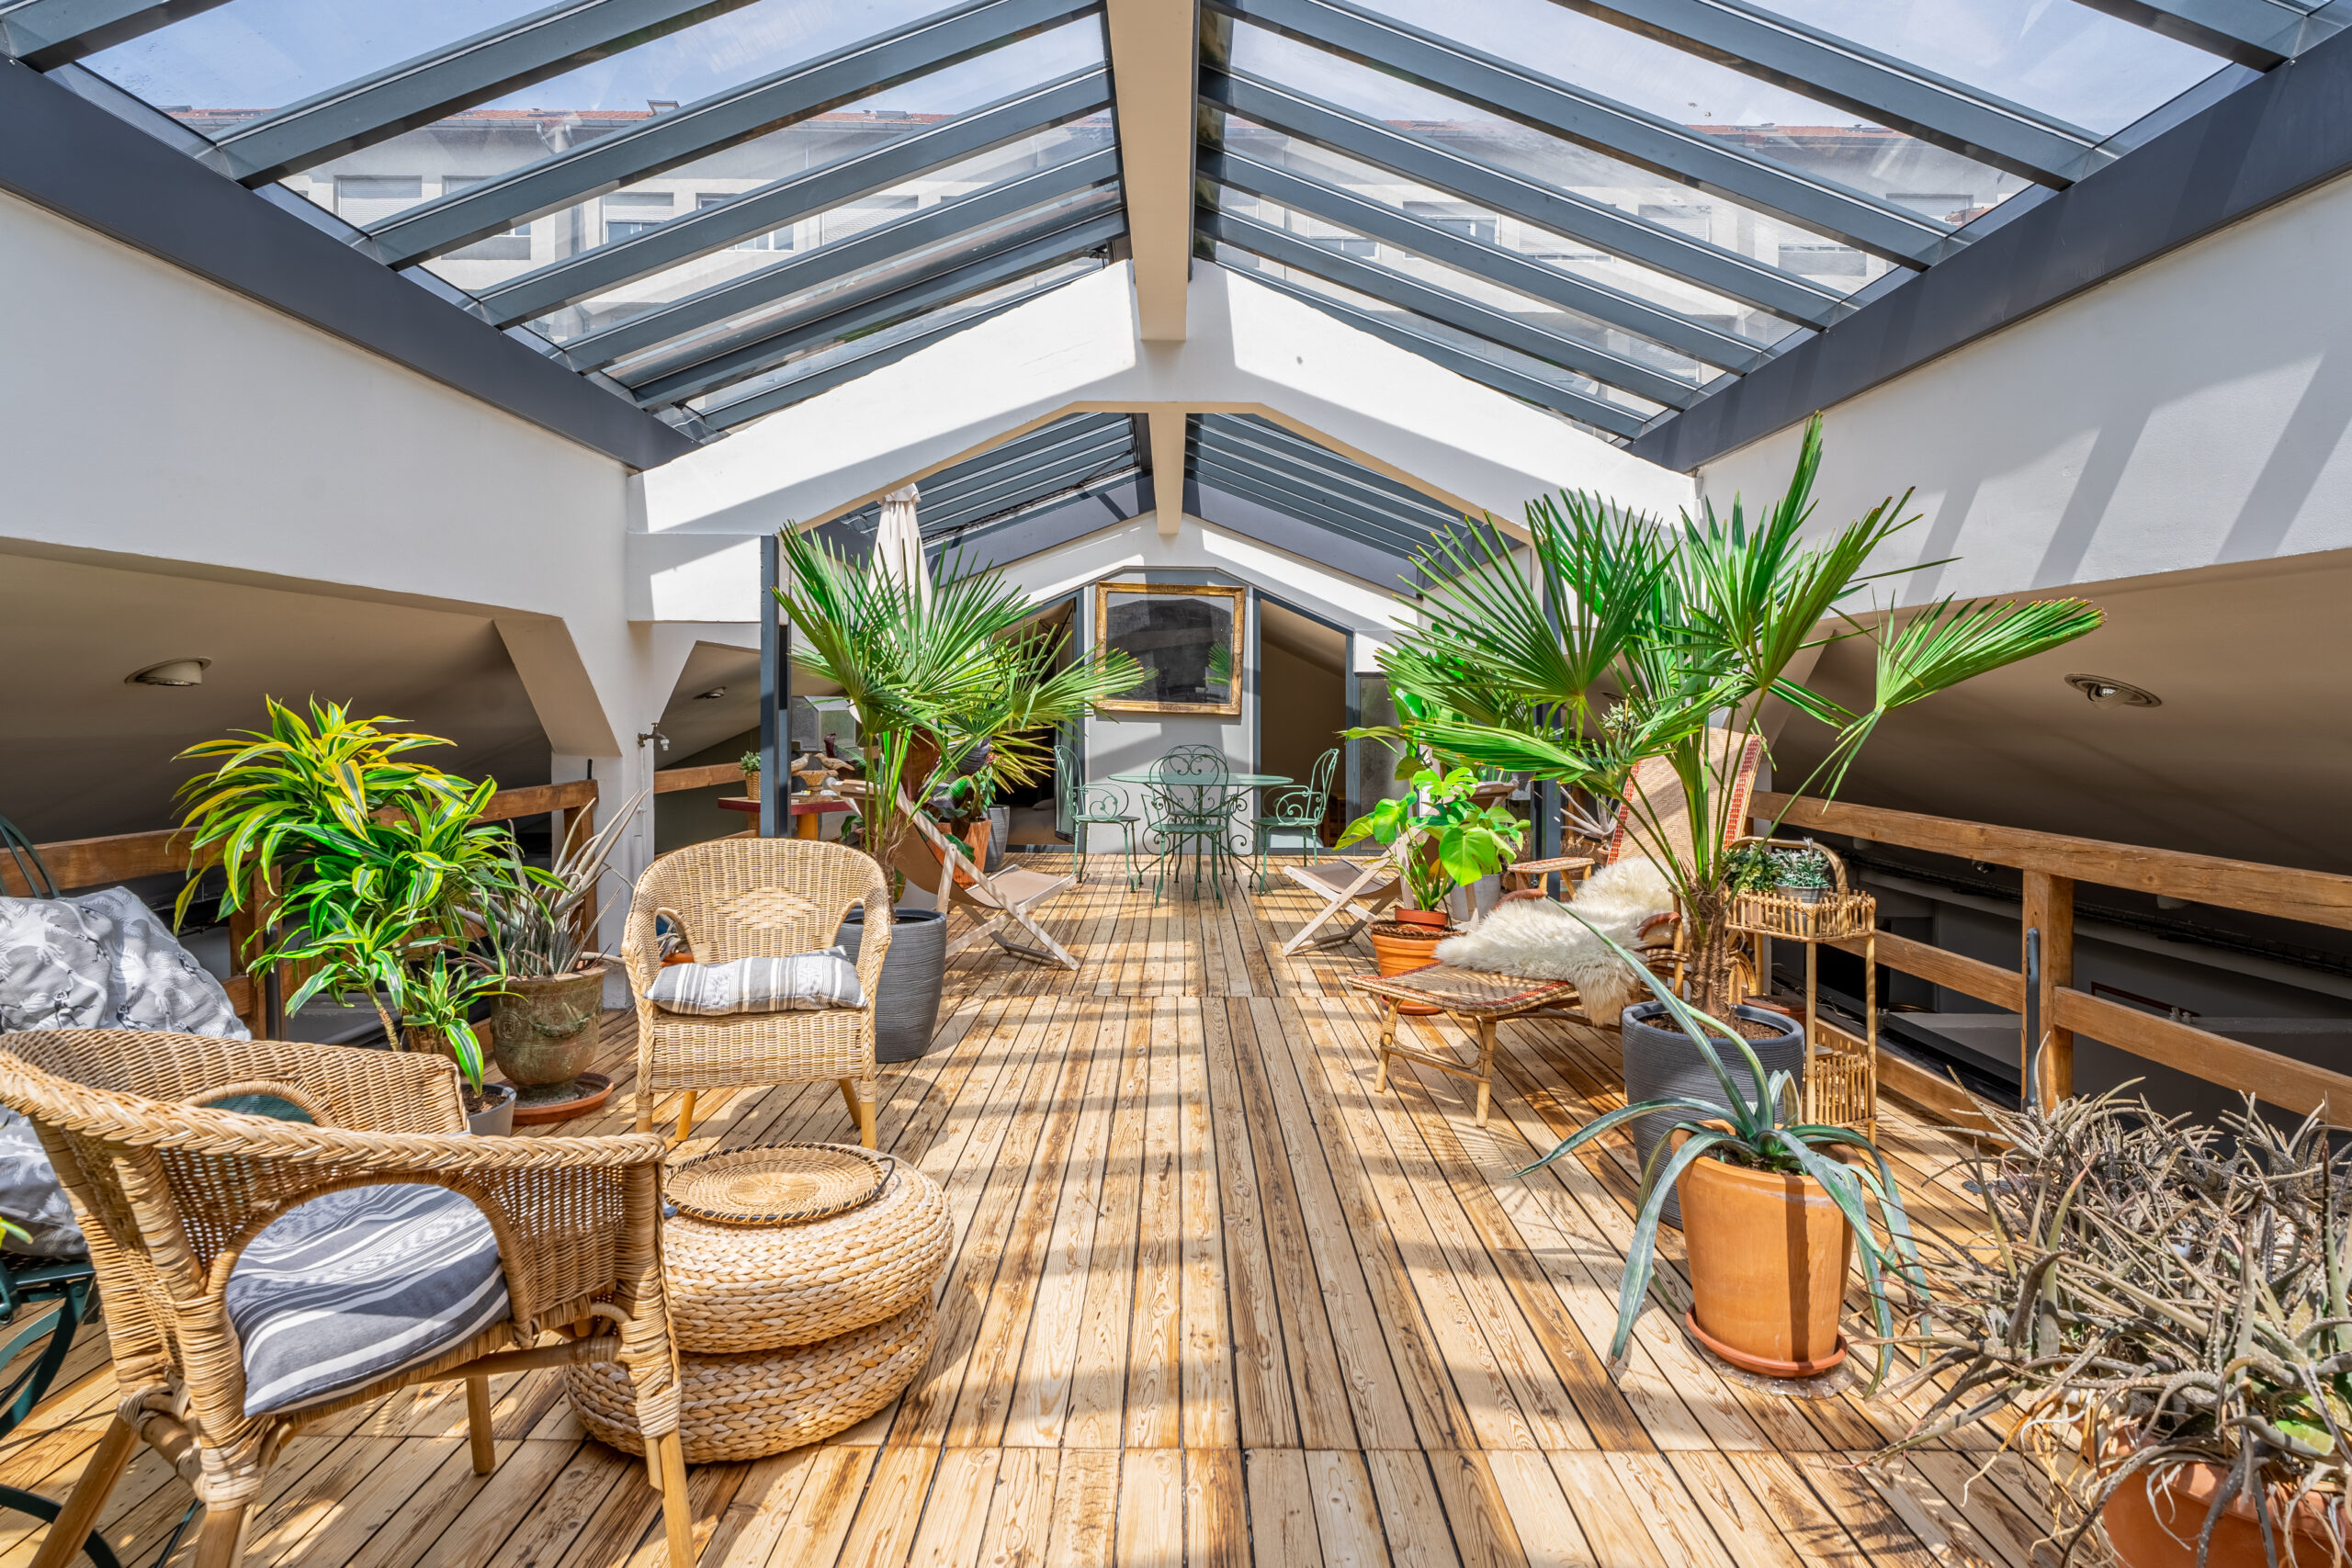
1367;922;1447;1015
489;966;605;1099
466;1082;517;1136
1676;1145;1851;1376
839;907;946;1062
2102;1462;2340;1568
1621;1001;1806;1227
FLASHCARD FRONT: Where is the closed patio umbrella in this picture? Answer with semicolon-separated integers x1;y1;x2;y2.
876;482;930;609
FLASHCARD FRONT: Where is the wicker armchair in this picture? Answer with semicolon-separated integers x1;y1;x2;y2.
0;1030;691;1568
621;838;892;1147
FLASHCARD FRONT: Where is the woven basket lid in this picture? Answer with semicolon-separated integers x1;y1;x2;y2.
669;1143;888;1226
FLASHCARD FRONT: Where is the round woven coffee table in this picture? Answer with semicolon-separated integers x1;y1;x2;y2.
568;1143;950;1462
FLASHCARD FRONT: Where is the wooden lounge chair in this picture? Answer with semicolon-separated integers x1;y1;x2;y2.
1280;844;1406;955
848;783;1081;970
0;1031;695;1568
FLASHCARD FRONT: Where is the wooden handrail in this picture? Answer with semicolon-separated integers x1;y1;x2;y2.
652;762;744;794
1758;790;2352;1122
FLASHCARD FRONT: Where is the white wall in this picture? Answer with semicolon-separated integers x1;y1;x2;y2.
1694;168;2352;603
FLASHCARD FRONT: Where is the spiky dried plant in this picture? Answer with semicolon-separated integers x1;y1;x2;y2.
1879;1089;2350;1565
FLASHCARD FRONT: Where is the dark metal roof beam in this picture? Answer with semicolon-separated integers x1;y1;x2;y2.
1208;414;1468;521
562;147;1118;369
904;424;1135;514
478;65;1110;326
1202;0;1957;265
0;0;225;68
1190;479;1420;588
1192;438;1457;544
1542;0;2107;184
1207;69;1842;327
919;442;1137;529
901;418;1132;510
2069;0;2335;67
1204;206;1701;407
697;265;1081;428
359;0;1098;266
627;209;1121;404
203;0;770;184
1189;454;1436;555
1205;147;1761;370
1220;256;1648;436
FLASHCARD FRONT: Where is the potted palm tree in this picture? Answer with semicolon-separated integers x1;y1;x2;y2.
172;699;533;1130
768;526;1142;1057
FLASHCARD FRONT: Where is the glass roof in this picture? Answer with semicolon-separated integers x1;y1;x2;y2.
7;0;2295;555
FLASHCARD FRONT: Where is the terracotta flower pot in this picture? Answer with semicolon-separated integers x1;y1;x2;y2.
2103;1461;2340;1568
1675;1143;1853;1377
1367;923;1447;1015
489;966;605;1096
1393;906;1451;932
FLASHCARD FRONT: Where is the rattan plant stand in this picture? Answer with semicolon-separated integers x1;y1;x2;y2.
566;1144;949;1461
1728;840;1880;1134
1348;964;1584;1127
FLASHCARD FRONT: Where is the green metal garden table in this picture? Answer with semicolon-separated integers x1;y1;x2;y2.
1110;770;1290;900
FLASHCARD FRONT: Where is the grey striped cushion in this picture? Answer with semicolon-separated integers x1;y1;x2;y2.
227;1185;510;1416
646;949;864;1016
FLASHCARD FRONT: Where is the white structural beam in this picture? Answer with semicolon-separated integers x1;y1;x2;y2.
1106;0;1199;341
1149;409;1187;535
634;261;1695;617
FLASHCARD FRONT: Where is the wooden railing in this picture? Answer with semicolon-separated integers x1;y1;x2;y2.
1756;791;2352;1127
3;780;600;1035
651;762;743;794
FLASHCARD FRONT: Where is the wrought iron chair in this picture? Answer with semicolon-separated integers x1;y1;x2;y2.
1055;743;1137;888
0;1254;120;1567
1255;746;1340;892
1141;746;1248;905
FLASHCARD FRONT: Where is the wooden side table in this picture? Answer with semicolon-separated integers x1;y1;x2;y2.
716;794;855;839
1347;963;1584;1126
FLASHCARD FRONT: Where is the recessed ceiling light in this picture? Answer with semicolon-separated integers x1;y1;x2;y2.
695;687;728;700
2064;673;2160;709
126;658;209;687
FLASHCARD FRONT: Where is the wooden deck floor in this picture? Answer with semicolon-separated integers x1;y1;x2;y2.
0;856;2054;1568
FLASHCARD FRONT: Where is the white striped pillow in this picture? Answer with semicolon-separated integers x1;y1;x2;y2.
646;950;865;1016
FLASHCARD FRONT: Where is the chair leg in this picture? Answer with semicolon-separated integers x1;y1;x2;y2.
656;1431;696;1565
466;1377;496;1475
673;1090;699;1145
836;1077;876;1149
192;1503;249;1568
1073;821;1086;884
28;1416;135;1568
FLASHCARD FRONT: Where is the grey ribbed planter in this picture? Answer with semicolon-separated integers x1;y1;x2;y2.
1621;1001;1805;1229
839;907;947;1063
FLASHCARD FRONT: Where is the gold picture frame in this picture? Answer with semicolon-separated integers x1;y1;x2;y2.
1093;580;1247;716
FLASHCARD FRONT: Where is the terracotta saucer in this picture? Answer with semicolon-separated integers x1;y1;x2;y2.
507;1072;615;1126
1683;1311;1849;1379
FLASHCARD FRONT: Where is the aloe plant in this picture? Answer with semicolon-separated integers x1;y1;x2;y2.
1518;906;1925;1390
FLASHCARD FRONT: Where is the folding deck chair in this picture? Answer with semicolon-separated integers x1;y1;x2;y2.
848;784;1082;970
1279;843;1406;956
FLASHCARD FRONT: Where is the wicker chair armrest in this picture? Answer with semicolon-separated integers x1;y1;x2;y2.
848;863;893;1020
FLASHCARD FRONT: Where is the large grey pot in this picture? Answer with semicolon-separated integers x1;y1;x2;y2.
986;806;1011;872
839;907;947;1062
1620;1001;1806;1229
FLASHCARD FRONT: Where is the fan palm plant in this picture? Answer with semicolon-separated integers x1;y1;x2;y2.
770;525;1144;888
1378;415;2104;1018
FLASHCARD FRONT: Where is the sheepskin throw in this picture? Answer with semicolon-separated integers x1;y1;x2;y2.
1433;858;1676;1024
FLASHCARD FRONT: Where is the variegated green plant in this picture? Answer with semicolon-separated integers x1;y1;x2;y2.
1518;905;1926;1391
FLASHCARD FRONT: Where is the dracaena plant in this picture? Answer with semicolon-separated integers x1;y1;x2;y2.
1374;415;2104;1019
1519;908;1926;1391
1336;765;1526;913
1877;1089;2350;1564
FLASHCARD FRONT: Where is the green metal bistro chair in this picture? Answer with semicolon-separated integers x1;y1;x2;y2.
1142;746;1248;905
0;1254;124;1567
1256;746;1340;892
1056;743;1138;888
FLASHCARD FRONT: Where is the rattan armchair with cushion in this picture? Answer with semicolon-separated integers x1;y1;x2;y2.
0;1029;692;1568
621;838;892;1147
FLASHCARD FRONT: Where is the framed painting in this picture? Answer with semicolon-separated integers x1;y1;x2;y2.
1092;581;1246;716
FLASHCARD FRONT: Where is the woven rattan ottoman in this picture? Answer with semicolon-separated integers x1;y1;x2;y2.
565;1144;950;1461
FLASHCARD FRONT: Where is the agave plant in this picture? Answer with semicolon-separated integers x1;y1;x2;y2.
1879;1089;2351;1564
1368;415;2104;1018
475;789;645;980
1518;908;1925;1390
770;525;1142;887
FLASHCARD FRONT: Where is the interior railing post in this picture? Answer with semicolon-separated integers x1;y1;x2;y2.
759;532;784;839
2022;869;2075;1104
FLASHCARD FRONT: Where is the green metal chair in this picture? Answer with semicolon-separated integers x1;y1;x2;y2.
0;1254;127;1567
1142;746;1248;905
1056;743;1137;888
1256;746;1340;892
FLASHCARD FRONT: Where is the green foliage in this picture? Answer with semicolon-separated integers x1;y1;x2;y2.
740;750;762;775
393;954;506;1095
1377;414;2102;1010
769;526;1143;879
1336;767;1526;911
1516;910;1924;1390
1724;841;1833;894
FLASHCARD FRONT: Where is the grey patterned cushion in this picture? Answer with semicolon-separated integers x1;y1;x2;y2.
646;949;865;1016
227;1184;511;1416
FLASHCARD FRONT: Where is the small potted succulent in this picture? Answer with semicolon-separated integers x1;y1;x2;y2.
396;954;514;1134
1879;1089;2347;1567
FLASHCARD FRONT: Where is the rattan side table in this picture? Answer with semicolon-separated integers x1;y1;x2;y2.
1348;964;1584;1126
